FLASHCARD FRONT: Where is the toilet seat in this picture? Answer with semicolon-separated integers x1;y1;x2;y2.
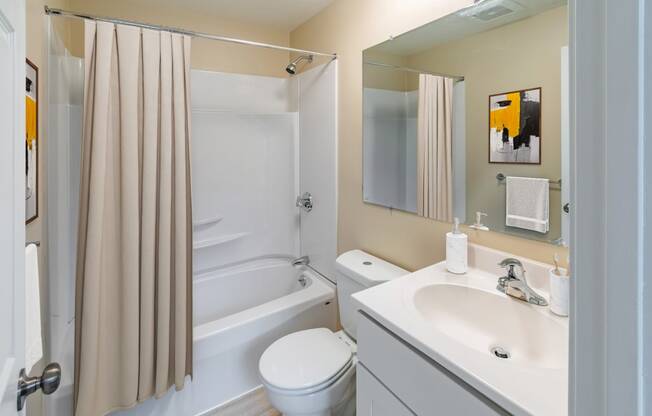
259;328;353;394
263;359;355;396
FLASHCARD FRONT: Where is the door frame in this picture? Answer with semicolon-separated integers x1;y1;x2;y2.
570;0;650;414
0;0;26;414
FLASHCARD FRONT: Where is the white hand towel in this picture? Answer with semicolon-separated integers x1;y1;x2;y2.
25;243;43;373
505;176;549;233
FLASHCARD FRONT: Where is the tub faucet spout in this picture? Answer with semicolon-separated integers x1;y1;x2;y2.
292;256;310;267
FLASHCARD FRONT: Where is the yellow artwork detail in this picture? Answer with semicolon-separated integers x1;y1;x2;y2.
26;96;37;149
489;92;520;138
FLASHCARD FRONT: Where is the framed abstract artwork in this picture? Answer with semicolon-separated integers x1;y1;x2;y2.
26;59;38;223
488;87;541;164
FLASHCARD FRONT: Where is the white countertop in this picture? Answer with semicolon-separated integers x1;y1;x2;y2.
352;256;569;416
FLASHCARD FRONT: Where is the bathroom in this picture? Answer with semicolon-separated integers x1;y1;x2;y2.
0;0;648;415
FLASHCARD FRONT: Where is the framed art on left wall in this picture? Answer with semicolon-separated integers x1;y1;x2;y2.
25;59;38;223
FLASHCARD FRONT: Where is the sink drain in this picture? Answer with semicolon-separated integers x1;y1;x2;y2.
491;346;510;359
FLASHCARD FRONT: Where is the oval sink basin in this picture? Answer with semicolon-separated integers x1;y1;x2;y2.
413;284;567;370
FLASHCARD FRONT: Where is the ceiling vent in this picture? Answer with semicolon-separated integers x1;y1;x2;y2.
459;0;524;21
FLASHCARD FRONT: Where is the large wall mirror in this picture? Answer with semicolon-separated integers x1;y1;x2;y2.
363;0;569;245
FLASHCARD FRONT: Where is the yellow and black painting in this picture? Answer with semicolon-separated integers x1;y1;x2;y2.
26;59;38;223
489;87;541;164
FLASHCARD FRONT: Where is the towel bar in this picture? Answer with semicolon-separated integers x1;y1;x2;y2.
496;173;562;188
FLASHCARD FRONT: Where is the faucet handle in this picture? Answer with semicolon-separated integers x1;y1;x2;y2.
498;258;523;268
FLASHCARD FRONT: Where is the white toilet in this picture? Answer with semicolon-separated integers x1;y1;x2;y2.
258;250;408;416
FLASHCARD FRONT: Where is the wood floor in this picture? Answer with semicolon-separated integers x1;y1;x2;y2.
206;386;280;416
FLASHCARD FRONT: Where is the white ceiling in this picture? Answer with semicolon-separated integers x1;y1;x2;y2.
156;0;334;31
369;0;567;57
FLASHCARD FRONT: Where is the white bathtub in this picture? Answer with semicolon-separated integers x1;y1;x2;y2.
111;256;337;416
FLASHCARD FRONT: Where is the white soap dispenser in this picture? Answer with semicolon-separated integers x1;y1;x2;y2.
446;217;468;274
469;211;489;231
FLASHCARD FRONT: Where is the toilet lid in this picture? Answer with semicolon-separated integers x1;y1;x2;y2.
259;328;352;391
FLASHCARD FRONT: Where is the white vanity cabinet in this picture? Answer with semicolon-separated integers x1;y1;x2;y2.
357;364;415;416
356;312;509;416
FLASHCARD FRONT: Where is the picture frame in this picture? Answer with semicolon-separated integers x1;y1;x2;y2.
26;59;38;224
488;87;541;165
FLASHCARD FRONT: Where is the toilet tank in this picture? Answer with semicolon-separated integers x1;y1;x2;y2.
335;250;408;340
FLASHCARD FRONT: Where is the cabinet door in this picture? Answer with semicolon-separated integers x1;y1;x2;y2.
358;313;508;415
357;364;415;416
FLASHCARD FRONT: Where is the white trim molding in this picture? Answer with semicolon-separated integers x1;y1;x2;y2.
642;0;652;411
571;0;650;415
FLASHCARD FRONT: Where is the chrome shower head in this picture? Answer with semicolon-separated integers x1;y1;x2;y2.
286;54;313;75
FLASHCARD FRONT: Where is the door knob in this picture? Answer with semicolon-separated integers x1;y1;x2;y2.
17;362;61;411
296;192;313;212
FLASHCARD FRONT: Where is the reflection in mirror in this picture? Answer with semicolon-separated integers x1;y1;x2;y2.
363;0;569;245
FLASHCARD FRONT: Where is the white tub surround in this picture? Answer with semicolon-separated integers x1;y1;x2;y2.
193;259;336;349
353;244;568;416
191;72;299;272
45;24;83;416
363;88;417;213
296;63;338;281
191;64;338;281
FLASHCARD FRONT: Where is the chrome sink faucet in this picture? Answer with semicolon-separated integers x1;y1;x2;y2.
497;258;548;306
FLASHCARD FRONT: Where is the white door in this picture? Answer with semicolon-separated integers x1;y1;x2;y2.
0;0;26;415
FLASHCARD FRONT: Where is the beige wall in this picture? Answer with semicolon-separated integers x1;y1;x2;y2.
407;6;568;241
291;0;569;270
363;50;416;92
65;0;291;78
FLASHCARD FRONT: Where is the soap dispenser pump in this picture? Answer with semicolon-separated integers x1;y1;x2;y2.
446;217;468;274
469;211;489;231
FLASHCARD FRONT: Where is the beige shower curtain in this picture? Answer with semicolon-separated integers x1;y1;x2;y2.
74;21;193;416
417;74;453;222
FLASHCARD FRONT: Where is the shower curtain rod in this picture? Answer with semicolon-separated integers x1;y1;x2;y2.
44;6;337;59
364;60;464;81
